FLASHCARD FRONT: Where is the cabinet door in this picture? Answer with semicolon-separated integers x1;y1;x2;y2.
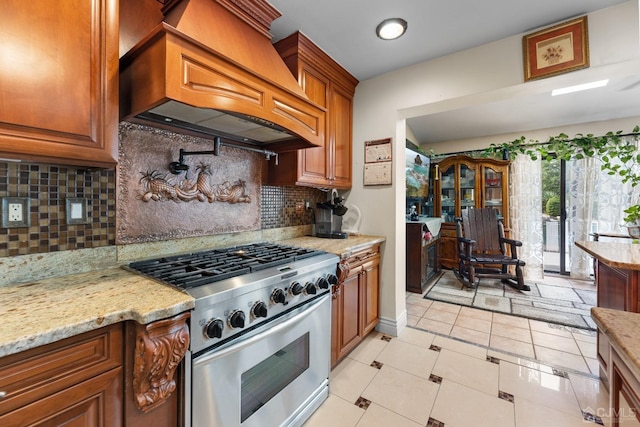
0;368;122;427
0;0;118;167
361;256;380;335
482;165;506;222
337;270;362;361
329;84;353;188
458;163;476;217
439;163;456;222
297;66;330;186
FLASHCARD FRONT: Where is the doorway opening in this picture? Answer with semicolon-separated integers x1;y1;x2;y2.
542;157;570;275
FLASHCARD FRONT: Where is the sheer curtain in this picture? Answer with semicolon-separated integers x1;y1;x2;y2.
568;137;640;278
509;155;544;280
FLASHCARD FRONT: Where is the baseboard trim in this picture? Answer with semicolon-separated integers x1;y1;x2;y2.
376;310;407;337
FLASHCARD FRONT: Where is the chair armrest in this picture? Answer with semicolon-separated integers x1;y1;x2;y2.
500;237;522;247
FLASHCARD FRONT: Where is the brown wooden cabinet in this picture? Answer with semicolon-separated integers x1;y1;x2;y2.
0;0;119;168
594;259;640;387
331;243;381;367
0;324;123;427
434;155;510;269
269;32;358;189
406;222;439;293
596;260;639;312
0;313;189;427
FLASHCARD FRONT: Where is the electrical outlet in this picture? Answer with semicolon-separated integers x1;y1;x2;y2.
8;203;23;222
304;200;311;210
2;197;29;228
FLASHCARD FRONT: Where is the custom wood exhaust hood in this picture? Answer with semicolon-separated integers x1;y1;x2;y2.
119;0;325;152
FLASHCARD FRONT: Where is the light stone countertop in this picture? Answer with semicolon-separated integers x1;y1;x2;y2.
279;234;386;259
0;267;193;358
575;241;640;270
0;231;385;359
591;307;640;382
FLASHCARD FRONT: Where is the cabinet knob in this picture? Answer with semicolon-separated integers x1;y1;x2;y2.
0;391;6;400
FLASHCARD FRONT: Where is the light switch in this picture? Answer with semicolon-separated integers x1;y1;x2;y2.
66;198;89;224
70;202;84;219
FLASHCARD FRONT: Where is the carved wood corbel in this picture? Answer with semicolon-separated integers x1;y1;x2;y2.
133;312;190;412
333;260;350;299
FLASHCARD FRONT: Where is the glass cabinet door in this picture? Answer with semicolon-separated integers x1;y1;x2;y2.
439;165;456;222
483;166;504;219
459;164;475;215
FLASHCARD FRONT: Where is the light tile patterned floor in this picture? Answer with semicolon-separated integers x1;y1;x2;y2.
304;276;640;427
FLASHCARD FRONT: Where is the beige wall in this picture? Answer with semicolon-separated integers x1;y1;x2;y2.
347;1;640;336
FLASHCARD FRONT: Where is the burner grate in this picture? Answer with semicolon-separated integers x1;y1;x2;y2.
128;242;324;289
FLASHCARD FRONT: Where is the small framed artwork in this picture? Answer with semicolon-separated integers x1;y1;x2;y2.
523;16;589;81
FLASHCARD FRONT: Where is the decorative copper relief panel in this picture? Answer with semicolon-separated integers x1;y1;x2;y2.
139;163;251;204
117;122;261;244
133;312;190;413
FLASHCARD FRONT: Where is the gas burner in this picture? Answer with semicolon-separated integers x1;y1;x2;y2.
129;242;324;290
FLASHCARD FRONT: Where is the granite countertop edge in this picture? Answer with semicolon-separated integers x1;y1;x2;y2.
0;266;195;359
575;240;640;270
0;235;385;359
591;307;640;381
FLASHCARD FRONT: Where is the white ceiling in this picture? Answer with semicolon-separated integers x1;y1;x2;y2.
268;0;640;144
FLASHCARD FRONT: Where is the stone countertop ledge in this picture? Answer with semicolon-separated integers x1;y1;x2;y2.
591;307;640;381
279;234;386;259
0;234;385;359
0;267;194;358
575;241;640;270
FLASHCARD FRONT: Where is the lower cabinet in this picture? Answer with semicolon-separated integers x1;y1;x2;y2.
0;313;190;427
596;260;639;312
331;243;381;368
0;324;124;427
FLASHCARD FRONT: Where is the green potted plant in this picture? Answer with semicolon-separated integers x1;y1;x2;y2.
623;204;640;225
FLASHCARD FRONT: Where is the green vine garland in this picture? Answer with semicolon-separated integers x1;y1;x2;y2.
482;126;640;223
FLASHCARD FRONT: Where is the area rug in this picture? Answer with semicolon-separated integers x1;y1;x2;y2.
424;271;596;330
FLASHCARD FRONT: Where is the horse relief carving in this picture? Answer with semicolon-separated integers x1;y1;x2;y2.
138;163;251;204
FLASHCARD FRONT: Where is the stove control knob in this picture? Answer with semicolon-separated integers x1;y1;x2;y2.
205;319;224;339
271;288;286;305
316;277;330;289
252;301;268;318
228;310;246;329
290;281;303;296
304;282;317;295
326;274;339;286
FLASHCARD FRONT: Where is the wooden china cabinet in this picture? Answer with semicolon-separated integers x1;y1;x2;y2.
433;155;511;269
268;31;358;189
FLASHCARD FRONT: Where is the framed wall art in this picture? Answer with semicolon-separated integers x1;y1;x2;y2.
523;16;589;81
364;138;392;185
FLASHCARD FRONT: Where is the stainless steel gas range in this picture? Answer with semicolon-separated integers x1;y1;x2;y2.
129;242;339;427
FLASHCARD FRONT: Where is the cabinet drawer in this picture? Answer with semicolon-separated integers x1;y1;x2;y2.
0;324;123;415
344;244;381;267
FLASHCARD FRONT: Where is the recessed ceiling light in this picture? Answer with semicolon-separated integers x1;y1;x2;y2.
551;79;609;96
376;18;407;40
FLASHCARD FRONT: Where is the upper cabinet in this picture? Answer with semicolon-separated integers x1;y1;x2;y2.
434;155;510;269
0;0;118;168
268;32;358;189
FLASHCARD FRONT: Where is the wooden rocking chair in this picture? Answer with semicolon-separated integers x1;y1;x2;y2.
453;208;529;291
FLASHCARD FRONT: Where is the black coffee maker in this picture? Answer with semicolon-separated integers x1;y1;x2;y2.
315;189;348;239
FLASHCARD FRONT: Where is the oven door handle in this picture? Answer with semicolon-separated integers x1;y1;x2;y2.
193;293;330;364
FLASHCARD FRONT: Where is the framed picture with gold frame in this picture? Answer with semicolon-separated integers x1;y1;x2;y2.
523;16;589;81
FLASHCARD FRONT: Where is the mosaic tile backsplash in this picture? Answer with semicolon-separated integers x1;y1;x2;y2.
0;161;326;258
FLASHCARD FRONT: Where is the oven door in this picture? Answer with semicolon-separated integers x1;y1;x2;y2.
190;294;330;427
